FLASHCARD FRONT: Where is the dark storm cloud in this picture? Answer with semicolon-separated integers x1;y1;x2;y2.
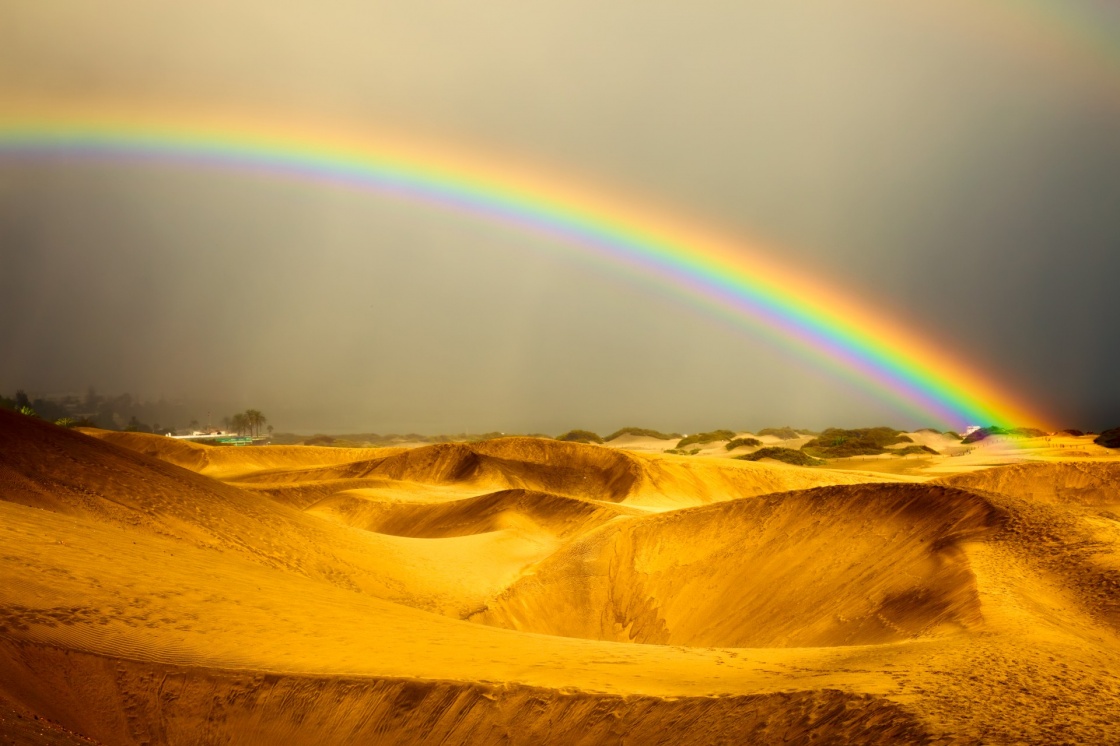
2;1;1118;431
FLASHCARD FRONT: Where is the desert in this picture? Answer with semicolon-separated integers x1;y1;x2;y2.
4;2;1120;743
2;410;1120;744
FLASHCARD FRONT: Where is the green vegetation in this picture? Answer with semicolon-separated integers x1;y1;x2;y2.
225;409;268;436
0;386;215;434
124;415;151;433
914;428;943;434
801;427;913;458
724;437;762;451
944;431;962;440
0;386;270;438
736;447;824;466
675;430;736;449
756;427;800;440
961;426;1049;444
892;445;939;457
555;430;605;444
1095;428;1120;449
603;427;682;442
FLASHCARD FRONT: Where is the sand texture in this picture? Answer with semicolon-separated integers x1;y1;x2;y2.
3;410;1120;744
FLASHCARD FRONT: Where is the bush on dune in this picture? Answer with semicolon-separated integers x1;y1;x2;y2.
676;430;737;449
961;426;1049;444
603;427;683;442
756;427;800;440
1095;428;1120;449
724;437;762;451
555;430;605;444
735;447;824;466
801;427;912;458
892;445;940;457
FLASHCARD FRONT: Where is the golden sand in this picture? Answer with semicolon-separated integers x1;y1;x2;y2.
2;411;1119;743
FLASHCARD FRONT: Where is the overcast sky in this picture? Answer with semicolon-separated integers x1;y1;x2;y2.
2;1;1118;433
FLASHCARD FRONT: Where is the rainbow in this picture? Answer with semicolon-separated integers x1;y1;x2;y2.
0;100;1048;429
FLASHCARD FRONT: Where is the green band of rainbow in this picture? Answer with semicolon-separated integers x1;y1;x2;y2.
0;102;1048;429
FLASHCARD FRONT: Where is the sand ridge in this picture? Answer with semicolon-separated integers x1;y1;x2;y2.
473;483;1005;647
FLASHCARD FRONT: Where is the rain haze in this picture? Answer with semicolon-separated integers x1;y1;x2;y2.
2;0;1119;434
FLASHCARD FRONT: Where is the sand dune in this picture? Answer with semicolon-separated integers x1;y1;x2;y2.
1;414;573;617
937;461;1120;506
4;410;1120;744
0;644;929;745
307;488;642;538
474;484;1004;647
232;439;899;508
79;428;401;480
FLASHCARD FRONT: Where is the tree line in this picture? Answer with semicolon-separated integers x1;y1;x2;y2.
222;409;269;437
1;388;270;437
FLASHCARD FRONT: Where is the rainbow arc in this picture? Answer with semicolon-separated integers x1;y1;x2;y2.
0;101;1049;429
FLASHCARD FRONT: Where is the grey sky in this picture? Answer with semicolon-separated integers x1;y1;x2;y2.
2;1;1118;432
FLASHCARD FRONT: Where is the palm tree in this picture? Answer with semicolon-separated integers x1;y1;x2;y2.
245;409;267;437
231;412;249;435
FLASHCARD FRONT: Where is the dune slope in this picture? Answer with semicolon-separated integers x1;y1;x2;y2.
476;484;1004;647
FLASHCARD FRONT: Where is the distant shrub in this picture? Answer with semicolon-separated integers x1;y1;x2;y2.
914;428;942;434
303;435;336;446
1095;428;1120;449
943;431;961;440
676;430;737;449
802;427;912;458
604;427;682;442
736;447;824;466
756;427;800;440
892;445;939;457
725;437;762;451
1062;429;1085;437
961;426;1048;444
555;430;605;444
961;427;995;444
